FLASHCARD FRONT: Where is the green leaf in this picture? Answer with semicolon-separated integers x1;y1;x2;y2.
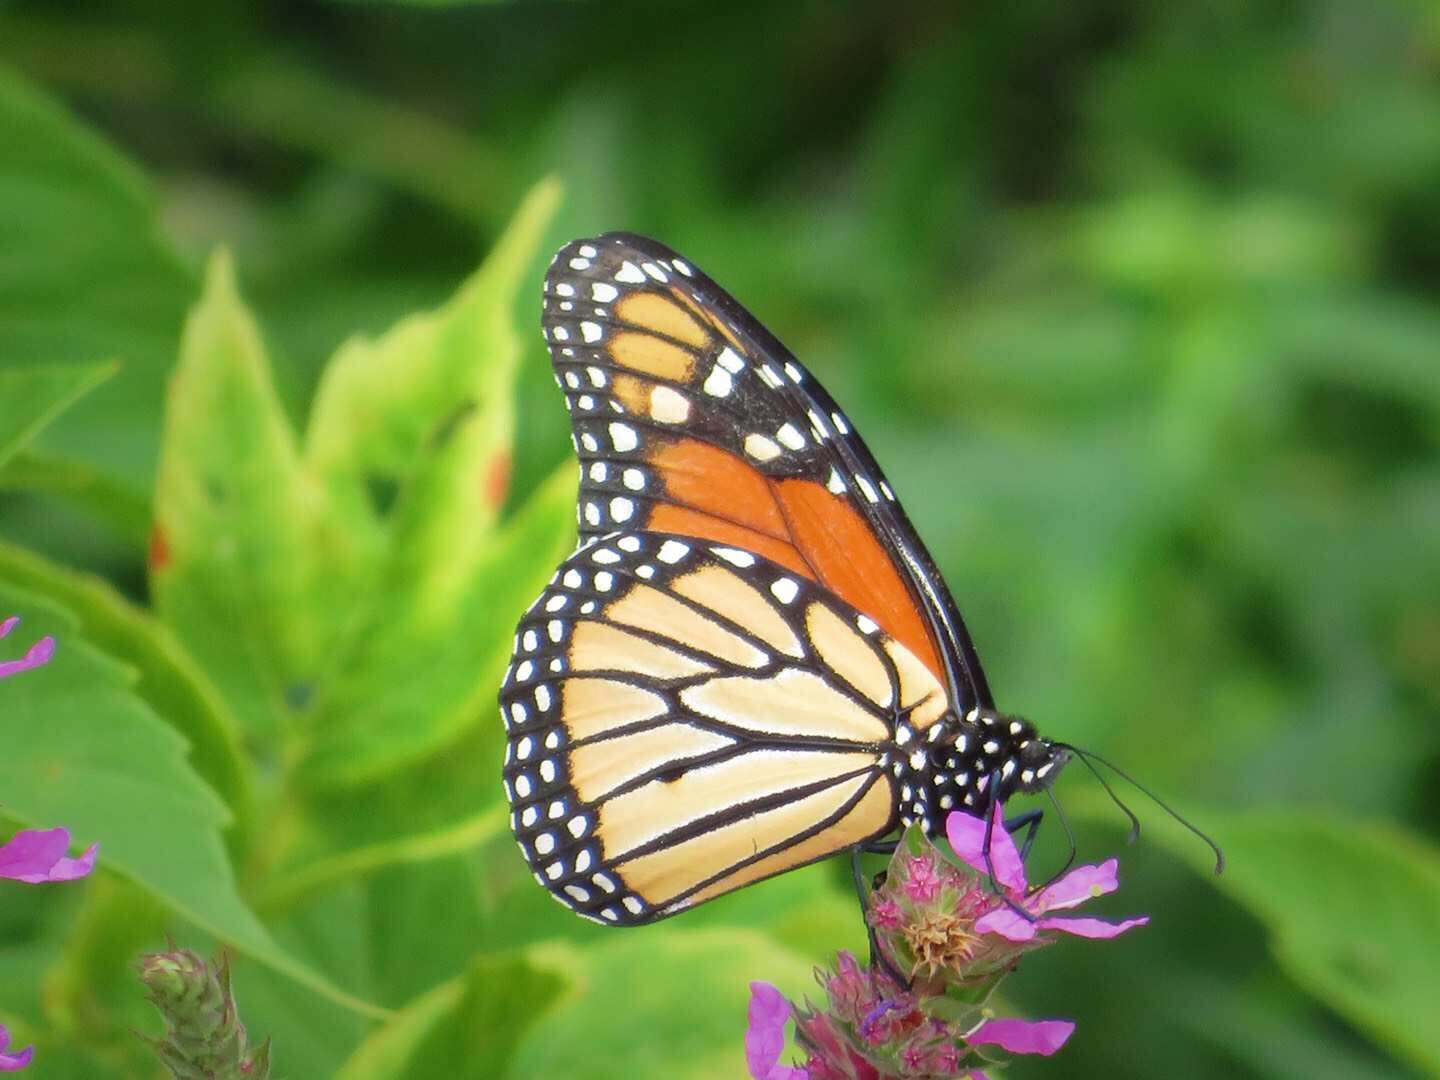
0;449;151;548
305;177;558;558
509;929;817;1080
0;538;253;834
298;458;577;788
0;362;117;470
0;585;383;1019
336;951;567;1079
0;63;192;491
150;248;352;740
1134;805;1440;1076
296;178;562;788
152;179;562;757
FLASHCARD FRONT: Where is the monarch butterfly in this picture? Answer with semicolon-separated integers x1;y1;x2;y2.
499;234;1214;927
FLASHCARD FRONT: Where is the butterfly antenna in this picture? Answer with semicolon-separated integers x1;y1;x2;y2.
1056;743;1141;845
1058;744;1225;875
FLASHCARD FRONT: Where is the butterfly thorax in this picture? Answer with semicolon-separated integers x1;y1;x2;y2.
888;707;1070;838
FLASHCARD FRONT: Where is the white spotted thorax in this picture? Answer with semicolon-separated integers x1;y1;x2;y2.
888;707;1069;837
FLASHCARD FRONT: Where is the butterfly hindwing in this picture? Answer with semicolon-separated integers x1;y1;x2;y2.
499;531;952;924
542;234;990;708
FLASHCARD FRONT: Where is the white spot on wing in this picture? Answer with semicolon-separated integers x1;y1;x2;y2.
769;578;799;604
657;540;690;563
615;261;646;284
609;423;639;452
776;423;805;450
744;433;782;461
703;365;733;397
592;282;618;302
711;547;755;568
650;386;691;423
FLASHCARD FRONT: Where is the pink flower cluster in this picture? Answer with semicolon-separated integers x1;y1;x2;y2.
1;617;98;1071
746;805;1147;1079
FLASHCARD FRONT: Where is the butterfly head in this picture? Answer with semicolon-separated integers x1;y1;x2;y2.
1014;730;1071;794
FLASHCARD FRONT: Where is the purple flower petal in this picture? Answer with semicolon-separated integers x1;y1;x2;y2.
944;805;1026;893
0;1025;34;1071
1031;859;1119;913
0;828;98;884
1036;914;1150;939
0;617;17;639
969;1018;1075;1056
0;632;55;681
974;906;1040;942
746;982;805;1080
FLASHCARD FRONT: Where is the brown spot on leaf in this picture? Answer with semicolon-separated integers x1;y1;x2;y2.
485;452;512;510
148;524;171;571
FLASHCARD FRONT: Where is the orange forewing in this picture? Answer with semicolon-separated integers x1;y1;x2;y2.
644;438;943;680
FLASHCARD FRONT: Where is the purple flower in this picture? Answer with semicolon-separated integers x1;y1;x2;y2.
0;828;98;884
968;1017;1075;1056
902;856;943;902
868;895;902;930
946;804;1149;943
0;617;54;681
746;982;807;1080
0;1026;33;1072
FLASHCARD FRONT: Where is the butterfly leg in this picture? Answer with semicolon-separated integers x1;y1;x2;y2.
1003;809;1044;863
850;847;911;989
981;773;1037;923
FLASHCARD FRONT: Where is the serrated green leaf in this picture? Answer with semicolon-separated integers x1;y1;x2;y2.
297;179;563;788
0;63;192;492
298;458;577;788
0;585;382;1020
0;362;117;470
305;177;560;554
0;539;252;834
150;249;353;740
336;951;567;1079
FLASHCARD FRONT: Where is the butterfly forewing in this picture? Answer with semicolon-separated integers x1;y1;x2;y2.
541;235;990;708
499;532;953;924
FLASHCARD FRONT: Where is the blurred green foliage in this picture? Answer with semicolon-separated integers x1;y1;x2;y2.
0;2;1437;1077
